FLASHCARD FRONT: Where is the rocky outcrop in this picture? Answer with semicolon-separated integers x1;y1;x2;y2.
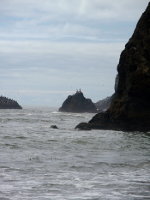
59;90;97;113
0;96;22;109
95;96;113;112
76;3;150;132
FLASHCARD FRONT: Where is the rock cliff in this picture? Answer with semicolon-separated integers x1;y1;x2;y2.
0;96;22;109
76;3;150;131
59;91;97;113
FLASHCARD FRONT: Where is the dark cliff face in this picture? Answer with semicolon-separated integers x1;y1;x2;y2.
0;96;22;109
59;91;97;113
76;3;150;131
109;3;150;123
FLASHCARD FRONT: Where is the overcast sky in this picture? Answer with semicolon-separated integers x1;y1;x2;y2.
0;0;149;107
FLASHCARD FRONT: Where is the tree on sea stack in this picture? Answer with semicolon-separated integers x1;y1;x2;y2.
76;2;150;132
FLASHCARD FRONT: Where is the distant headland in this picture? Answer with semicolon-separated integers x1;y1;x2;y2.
0;96;22;109
59;90;97;113
76;2;150;132
95;96;113;112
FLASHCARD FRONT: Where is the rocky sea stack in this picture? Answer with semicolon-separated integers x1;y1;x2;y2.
76;3;150;132
59;90;97;113
0;96;22;109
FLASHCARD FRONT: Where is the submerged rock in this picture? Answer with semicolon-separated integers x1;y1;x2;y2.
0;96;22;109
50;125;58;129
59;90;97;113
76;3;150;132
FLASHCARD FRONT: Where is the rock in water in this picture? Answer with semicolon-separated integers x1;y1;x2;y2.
0;96;22;109
59;90;97;113
76;3;150;132
50;125;58;129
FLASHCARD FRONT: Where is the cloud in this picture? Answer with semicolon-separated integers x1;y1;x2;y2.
0;0;148;21
0;40;124;56
80;0;149;21
1;89;74;95
0;0;149;42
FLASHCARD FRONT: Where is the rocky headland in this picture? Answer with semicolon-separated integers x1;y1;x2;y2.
0;96;22;109
95;96;113;112
59;90;97;113
76;3;150;132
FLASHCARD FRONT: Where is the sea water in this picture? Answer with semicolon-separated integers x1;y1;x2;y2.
0;108;150;200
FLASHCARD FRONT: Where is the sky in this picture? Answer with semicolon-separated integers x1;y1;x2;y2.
0;0;149;107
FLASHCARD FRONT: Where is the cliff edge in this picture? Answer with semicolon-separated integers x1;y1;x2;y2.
76;3;150;131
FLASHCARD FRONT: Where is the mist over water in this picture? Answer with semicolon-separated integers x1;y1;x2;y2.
0;108;150;200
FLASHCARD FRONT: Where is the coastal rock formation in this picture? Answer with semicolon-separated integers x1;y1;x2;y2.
76;3;150;132
95;96;113;112
0;96;22;109
59;90;97;113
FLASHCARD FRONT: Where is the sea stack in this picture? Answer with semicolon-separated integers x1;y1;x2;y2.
59;90;97;113
0;96;22;109
76;3;150;132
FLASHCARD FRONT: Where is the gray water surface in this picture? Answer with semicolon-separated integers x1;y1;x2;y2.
0;108;150;200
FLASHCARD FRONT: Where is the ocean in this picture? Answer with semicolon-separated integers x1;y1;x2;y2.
0;107;150;200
